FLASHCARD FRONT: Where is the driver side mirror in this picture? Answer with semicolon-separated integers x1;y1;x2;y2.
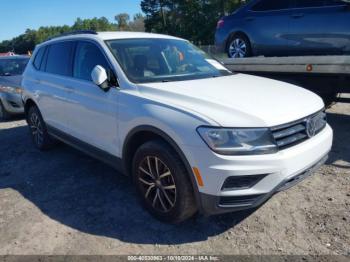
91;65;115;91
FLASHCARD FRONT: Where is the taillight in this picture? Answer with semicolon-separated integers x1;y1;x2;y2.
217;19;225;29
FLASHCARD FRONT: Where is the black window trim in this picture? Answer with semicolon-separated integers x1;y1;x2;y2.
249;0;293;12
248;0;346;12
291;0;347;9
32;46;46;70
31;38;118;87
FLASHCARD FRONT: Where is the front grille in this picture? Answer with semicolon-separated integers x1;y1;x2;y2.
271;111;327;150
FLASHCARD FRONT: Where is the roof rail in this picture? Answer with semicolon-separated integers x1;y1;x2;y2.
45;30;98;42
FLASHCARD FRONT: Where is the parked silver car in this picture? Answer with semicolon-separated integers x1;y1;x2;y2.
0;55;29;119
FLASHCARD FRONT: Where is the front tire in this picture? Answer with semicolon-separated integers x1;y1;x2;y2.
132;140;197;223
27;106;55;150
227;34;252;58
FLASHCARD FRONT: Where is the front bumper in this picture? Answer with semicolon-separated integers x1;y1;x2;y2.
182;124;333;215
199;153;328;215
0;92;24;114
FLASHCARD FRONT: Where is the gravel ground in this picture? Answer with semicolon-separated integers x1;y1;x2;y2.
0;101;349;256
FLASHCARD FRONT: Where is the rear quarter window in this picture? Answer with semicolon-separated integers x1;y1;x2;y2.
33;47;46;70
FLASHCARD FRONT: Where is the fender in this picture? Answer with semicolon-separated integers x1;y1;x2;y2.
122;125;204;212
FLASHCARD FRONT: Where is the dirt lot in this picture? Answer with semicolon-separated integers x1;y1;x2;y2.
0;100;349;256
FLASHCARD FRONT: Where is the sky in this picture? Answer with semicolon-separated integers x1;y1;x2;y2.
0;0;142;41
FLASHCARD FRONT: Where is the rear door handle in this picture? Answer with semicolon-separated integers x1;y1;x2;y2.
245;16;255;21
291;13;304;18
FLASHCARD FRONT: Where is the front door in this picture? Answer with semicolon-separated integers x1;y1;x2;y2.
66;40;119;156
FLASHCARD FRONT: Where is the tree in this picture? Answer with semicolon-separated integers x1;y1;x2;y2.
0;17;118;54
115;13;130;31
141;0;246;44
128;13;145;32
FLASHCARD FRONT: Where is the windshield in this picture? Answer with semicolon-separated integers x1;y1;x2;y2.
105;38;232;83
0;58;29;76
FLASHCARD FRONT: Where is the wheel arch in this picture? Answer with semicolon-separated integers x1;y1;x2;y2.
122;125;202;209
23;98;38;118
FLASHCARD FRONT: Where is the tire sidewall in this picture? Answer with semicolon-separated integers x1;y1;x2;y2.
27;106;52;150
227;34;252;58
132;140;195;223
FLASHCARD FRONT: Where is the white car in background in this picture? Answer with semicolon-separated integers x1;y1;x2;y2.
21;31;333;223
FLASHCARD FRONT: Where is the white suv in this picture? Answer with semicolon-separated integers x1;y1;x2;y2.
22;31;333;223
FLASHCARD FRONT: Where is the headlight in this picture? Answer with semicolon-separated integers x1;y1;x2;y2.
0;85;22;94
197;127;277;155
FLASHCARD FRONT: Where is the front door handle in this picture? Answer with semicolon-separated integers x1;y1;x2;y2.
291;13;304;18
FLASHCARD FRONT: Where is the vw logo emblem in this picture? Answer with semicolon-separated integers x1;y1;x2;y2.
306;118;317;138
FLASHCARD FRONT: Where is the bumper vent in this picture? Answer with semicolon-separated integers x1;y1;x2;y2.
9;101;20;108
271;111;327;150
219;194;265;207
221;174;267;191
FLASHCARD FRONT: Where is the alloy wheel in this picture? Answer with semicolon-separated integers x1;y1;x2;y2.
29;112;44;146
137;156;177;213
229;38;247;58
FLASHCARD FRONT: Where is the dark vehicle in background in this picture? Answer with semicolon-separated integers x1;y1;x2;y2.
215;0;350;58
0;56;29;119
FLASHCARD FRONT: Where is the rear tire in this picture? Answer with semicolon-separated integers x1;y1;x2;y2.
132;140;197;223
27;105;56;150
227;34;252;58
0;101;11;120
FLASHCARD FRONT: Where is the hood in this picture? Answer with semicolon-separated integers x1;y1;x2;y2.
137;74;324;127
0;75;23;88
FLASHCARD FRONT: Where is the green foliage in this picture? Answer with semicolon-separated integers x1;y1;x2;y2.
0;15;145;54
141;0;246;45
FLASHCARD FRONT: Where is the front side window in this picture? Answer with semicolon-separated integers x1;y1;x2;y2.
73;41;111;81
105;38;231;84
251;0;291;11
0;58;29;76
45;42;74;76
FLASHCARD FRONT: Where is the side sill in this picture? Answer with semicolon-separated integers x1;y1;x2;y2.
47;125;125;174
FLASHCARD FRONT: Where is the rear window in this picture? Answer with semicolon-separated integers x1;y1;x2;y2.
251;0;291;11
0;58;29;76
46;42;74;76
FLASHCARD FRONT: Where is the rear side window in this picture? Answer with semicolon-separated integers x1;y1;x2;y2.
33;47;46;70
324;0;346;6
46;42;74;76
251;0;291;11
294;0;326;8
73;41;110;81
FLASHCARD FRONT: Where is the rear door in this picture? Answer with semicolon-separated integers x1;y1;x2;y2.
289;0;350;55
246;0;293;56
36;41;75;132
